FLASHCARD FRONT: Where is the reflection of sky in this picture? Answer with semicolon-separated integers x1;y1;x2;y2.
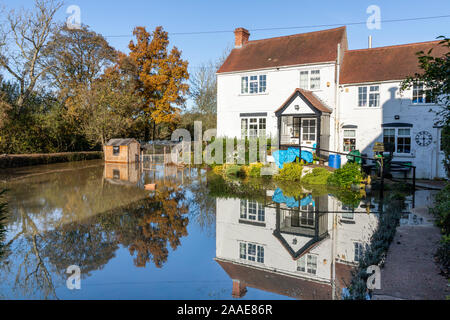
0;162;290;300
53;222;289;300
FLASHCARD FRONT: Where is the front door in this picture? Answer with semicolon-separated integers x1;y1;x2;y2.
301;118;317;148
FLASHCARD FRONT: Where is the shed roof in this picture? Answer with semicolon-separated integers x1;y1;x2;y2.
106;138;139;146
340;40;448;84
217;27;347;73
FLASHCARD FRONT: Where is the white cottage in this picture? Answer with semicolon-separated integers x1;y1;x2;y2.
216;27;447;179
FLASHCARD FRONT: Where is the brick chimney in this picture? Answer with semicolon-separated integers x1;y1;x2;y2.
234;28;250;48
231;279;247;298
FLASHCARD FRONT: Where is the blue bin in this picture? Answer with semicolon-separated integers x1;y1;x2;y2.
329;154;341;169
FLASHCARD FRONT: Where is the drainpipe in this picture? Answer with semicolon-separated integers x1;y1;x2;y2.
334;44;341;153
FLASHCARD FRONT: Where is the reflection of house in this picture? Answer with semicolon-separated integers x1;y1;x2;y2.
215;192;378;300
104;139;141;164
217;27;448;178
104;162;140;185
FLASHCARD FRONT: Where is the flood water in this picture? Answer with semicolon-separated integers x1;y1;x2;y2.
0;160;416;300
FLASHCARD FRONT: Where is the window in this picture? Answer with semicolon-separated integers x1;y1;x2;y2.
293;117;301;138
113;146;120;156
299;70;320;90
358;87;367;107
369;86;380;107
249;118;258;137
383;128;412;154
300;209;314;226
354;242;364;262
240;243;247;259
241;77;249;94
113;169;120;180
302;119;316;141
300;71;309;89
297;254;317;275
241;117;267;138
412;83;433;104
259;75;267;93
343;129;356;152
397;129;411;154
310;70;321;90
358;85;379;107
241;119;248;138
239;242;264;264
241;75;267;94
249;76;258;94
240;200;265;222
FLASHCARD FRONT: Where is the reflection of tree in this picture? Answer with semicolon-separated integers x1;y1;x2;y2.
0;164;191;299
0;189;7;257
116;183;189;268
40;222;118;277
188;176;216;236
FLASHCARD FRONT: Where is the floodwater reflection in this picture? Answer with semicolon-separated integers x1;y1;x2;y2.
0;160;404;300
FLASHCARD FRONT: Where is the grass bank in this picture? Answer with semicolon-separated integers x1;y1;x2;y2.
0;151;103;169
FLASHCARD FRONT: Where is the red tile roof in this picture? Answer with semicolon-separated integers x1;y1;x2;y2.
275;88;333;114
217;27;347;73
340;40;448;84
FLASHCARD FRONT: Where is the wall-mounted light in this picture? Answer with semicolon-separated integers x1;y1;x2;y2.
327;82;331;87
395;115;400;120
294;105;299;111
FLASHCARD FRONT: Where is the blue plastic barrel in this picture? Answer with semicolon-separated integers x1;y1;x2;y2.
328;154;341;169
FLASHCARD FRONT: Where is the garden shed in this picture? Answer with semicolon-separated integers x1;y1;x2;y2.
104;138;141;164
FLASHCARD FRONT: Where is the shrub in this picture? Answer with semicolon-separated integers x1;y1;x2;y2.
276;162;303;182
327;162;363;188
302;168;331;185
224;164;241;177
249;163;264;177
430;184;450;235
436;235;450;277
238;165;250;178
212;164;224;176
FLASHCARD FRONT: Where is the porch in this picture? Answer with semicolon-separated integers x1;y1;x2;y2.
275;89;332;159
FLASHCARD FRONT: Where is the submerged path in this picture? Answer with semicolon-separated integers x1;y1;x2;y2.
373;205;449;300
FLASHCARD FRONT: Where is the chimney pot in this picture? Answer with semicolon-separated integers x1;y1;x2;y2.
368;35;373;49
234;28;250;48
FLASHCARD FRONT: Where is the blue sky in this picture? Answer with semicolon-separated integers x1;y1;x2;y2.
3;0;450;73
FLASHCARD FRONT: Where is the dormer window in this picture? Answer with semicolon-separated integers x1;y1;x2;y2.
241;74;266;94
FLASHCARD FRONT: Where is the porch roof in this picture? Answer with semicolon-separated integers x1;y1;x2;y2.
275;88;332;116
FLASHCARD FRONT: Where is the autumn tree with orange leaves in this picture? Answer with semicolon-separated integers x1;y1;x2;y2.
115;26;189;141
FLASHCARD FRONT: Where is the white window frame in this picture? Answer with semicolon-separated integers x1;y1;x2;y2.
299;69;321;90
358;85;380;107
239;241;264;264
297;254;318;275
241;117;267;138
383;128;412;155
343;129;357;152
412;82;434;104
354;242;364;262
240;200;265;222
241;74;267;95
